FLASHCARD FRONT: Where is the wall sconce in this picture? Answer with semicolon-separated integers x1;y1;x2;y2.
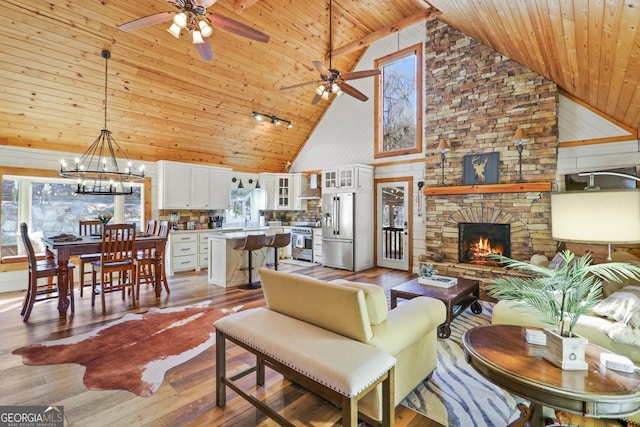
231;177;244;189
248;178;260;189
417;181;425;216
253;111;292;129
436;139;451;186
513;128;530;183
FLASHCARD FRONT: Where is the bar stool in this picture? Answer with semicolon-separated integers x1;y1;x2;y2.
265;233;291;270
234;234;268;289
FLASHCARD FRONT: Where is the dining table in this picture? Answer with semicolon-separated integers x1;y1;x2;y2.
42;234;168;317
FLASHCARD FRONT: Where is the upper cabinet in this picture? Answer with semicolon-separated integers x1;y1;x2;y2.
258;172;308;210
158;160;231;210
322;164;373;193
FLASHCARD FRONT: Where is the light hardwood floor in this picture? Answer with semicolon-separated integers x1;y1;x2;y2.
0;263;444;426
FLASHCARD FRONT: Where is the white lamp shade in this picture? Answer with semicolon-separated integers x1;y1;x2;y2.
173;12;188;28
551;190;640;244
192;30;204;44
198;20;213;37
167;23;181;39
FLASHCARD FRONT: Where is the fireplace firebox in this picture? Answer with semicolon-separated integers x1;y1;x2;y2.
458;222;510;265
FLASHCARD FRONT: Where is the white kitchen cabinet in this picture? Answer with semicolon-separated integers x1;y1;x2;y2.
166;231;198;275
258;172;276;210
312;228;322;264
291;173;308;211
158;160;231;209
322;164;373;193
199;231;210;269
166;230;217;275
258;173;306;210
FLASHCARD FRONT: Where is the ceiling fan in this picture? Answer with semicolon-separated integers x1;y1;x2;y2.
118;0;269;61
279;0;380;104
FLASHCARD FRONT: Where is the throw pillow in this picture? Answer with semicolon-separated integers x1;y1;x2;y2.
601;260;640;297
592;285;640;328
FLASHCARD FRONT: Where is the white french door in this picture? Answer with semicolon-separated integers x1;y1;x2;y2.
376;180;410;270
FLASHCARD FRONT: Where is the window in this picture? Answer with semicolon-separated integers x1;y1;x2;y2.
226;188;263;226
374;43;423;158
1;175;143;257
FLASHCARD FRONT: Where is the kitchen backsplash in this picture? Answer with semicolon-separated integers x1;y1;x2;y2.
159;198;322;229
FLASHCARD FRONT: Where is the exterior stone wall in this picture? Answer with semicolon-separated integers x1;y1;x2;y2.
422;20;559;266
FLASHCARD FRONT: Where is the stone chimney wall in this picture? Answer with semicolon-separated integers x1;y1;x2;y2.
422;20;559;265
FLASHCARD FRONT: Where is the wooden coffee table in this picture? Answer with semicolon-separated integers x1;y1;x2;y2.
390;277;481;338
463;325;640;426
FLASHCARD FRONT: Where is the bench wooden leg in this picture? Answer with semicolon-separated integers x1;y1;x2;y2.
257;355;265;386
216;329;226;407
382;367;395;427
342;396;358;427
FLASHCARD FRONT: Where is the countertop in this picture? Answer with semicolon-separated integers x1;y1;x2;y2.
207;230;274;240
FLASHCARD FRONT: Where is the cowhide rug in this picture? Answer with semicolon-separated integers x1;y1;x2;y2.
12;301;240;397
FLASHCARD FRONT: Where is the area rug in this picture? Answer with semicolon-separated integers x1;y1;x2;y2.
12;301;240;397
401;302;528;426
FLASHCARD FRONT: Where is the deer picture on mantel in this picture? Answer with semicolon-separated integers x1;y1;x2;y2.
471;155;488;184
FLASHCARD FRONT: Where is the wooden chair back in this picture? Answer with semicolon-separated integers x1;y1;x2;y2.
145;220;159;235
79;220;102;236
100;224;136;264
157;220;170;238
20;222;39;271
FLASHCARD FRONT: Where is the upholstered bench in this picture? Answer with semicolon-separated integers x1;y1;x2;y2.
215;307;397;427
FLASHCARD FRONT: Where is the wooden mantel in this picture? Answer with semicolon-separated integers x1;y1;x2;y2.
423;182;552;196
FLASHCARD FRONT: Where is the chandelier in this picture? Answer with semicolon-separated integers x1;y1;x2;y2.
59;50;144;195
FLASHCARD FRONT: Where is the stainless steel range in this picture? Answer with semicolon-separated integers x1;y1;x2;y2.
291;226;313;261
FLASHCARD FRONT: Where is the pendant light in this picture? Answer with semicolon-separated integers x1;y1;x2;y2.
59;50;144;195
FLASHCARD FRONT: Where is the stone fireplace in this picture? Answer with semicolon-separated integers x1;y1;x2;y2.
458;222;510;264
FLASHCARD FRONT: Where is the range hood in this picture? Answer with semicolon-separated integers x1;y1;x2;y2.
298;173;321;199
298;187;321;199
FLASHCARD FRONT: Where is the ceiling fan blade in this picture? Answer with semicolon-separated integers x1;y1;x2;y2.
312;61;332;78
339;83;369;102
196;37;213;61
341;69;381;81
311;93;322;105
280;80;323;91
118;12;173;31
208;13;269;43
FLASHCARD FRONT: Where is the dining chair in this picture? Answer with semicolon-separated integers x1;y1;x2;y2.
145;219;159;235
20;222;75;322
78;220;102;297
135;220;171;298
91;223;136;314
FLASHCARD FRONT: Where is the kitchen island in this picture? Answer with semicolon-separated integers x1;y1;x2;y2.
207;231;274;287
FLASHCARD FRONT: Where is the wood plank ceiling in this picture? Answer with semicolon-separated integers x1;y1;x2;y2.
1;0;639;173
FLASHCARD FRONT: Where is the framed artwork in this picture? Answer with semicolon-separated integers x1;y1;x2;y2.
462;152;499;185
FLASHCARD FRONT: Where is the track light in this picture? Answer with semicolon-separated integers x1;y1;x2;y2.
252;111;292;129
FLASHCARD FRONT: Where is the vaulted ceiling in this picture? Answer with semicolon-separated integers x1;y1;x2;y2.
1;0;639;173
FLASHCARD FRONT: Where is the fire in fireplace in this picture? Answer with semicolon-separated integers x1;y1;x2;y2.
458;222;511;265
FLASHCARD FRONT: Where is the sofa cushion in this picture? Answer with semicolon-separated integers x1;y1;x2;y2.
592;285;640;328
329;279;388;325
258;268;373;343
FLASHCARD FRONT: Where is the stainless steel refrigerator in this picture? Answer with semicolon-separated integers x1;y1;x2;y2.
322;192;355;270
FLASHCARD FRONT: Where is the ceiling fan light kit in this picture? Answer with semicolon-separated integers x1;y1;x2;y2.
279;0;380;105
118;0;269;61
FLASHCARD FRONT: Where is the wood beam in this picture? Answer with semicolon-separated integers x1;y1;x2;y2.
329;8;441;60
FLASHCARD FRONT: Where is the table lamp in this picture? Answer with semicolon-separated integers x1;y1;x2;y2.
436;139;451;186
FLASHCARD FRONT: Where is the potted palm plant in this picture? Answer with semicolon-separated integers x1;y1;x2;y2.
486;250;640;370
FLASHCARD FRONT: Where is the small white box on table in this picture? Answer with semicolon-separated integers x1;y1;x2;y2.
418;275;458;288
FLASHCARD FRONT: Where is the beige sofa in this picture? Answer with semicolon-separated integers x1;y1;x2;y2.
255;268;447;422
